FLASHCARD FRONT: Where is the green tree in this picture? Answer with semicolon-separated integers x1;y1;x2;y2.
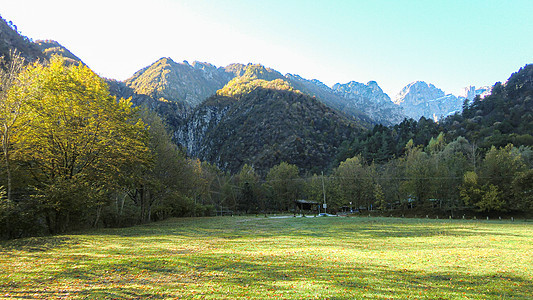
401;141;434;207
334;155;373;211
236;164;260;213
266;162;301;211
460;171;484;210
512;169;533;211
480;144;526;210
432;136;473;214
131;109;193;223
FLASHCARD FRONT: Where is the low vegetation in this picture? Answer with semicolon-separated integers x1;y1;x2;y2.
1;216;531;299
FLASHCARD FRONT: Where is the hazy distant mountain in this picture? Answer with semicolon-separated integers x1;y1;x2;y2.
285;74;374;125
332;81;405;125
394;81;463;120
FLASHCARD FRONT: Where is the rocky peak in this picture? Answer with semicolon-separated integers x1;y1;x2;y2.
460;85;491;100
331;80;405;125
332;80;392;104
394;81;464;121
394;81;445;106
125;57;234;107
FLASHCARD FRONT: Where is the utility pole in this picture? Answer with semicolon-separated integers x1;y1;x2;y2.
321;171;327;214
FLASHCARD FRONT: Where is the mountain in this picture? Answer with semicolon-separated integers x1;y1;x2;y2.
459;85;491;101
0;15;42;62
394;81;463;121
332;81;405;125
124;57;236;108
35;40;84;65
285;74;375;125
176;70;364;174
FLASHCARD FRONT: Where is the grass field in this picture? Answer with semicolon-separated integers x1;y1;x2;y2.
1;216;532;299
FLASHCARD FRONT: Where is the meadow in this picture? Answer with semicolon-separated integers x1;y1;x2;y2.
0;216;532;299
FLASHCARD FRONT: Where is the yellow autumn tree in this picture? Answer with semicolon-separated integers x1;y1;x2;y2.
13;56;150;233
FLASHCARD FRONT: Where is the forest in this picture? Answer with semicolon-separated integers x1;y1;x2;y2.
1;50;532;239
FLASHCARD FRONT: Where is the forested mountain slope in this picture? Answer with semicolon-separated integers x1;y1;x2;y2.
442;64;533;149
177;72;364;174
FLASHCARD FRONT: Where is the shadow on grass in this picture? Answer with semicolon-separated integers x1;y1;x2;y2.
0;236;77;253
79;216;524;241
3;288;170;299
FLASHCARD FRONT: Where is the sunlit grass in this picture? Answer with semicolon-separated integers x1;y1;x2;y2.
1;216;532;299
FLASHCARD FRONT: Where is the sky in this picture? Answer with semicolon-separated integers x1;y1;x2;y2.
1;0;532;97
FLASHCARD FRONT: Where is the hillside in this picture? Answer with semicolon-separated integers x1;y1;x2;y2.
176;73;364;174
442;64;533;149
35;40;84;65
0;15;42;62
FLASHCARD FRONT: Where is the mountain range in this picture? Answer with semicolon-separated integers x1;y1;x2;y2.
0;15;513;174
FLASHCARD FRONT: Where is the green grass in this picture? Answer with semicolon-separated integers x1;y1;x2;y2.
1;216;532;299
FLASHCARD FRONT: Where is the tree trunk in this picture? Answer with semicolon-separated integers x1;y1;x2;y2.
93;205;102;228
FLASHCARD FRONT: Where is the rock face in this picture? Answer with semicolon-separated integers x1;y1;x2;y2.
460;85;492;100
332;81;405;125
285;74;374;125
394;81;445;106
174;97;232;157
394;81;463;120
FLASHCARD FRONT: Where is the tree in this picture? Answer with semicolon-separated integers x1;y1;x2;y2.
435;137;473;213
334;155;373;211
480;144;526;210
266;162;301;211
401;141;434;207
512;169;533;211
14;56;150;233
0;50;26;201
460;171;484;210
236;164;260;213
129;109;193;223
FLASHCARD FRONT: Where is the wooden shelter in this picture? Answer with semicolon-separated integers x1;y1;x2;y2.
294;199;319;215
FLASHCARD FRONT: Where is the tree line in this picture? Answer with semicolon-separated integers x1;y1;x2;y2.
206;134;533;217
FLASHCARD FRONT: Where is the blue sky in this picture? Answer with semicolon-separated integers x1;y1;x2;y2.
1;0;531;97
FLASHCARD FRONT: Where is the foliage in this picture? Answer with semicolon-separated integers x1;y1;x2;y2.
334;154;373;210
0;50;26;201
265;162;302;212
198;85;362;174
